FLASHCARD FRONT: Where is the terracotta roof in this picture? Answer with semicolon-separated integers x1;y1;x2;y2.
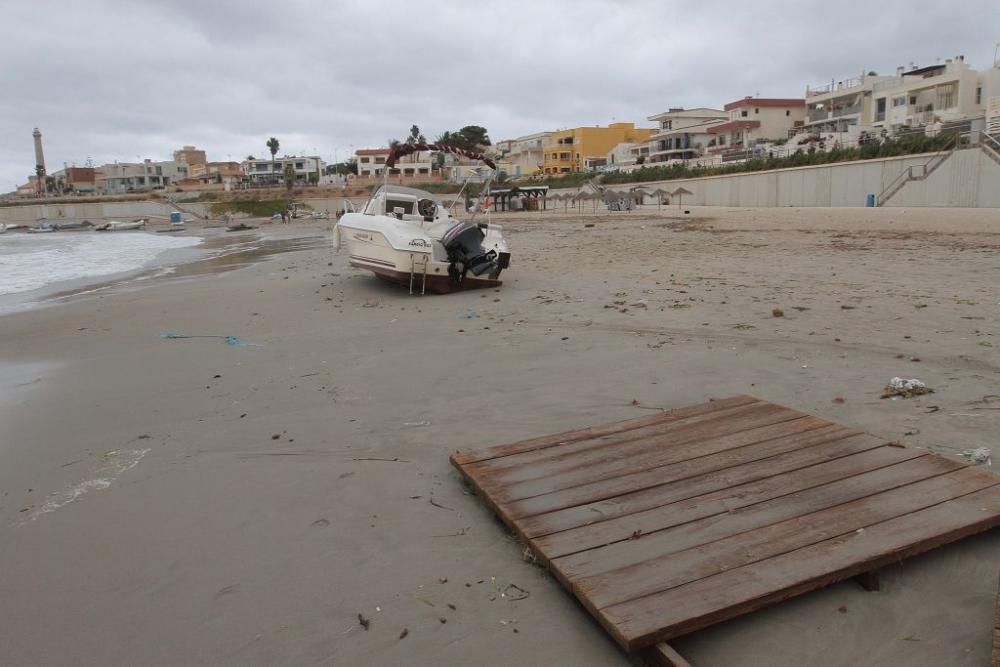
707;120;761;134
723;98;805;111
355;148;390;156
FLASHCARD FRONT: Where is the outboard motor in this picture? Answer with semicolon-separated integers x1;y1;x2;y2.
442;221;498;282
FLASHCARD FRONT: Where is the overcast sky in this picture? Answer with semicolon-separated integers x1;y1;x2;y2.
2;0;997;191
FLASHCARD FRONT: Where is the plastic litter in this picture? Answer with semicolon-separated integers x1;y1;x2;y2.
160;332;259;347
881;377;932;399
961;447;992;465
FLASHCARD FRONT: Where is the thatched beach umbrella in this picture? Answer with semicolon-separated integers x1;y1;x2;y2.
671;186;693;209
650;187;670;209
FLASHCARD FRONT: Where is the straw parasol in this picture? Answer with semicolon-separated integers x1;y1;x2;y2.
649;187;671;209
671;186;693;209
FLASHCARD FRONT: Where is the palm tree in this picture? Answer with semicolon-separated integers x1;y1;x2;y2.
267;137;280;162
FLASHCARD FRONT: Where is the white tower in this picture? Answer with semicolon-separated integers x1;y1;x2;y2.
33;127;46;196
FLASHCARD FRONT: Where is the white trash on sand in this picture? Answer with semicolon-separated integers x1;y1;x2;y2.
881;377;933;399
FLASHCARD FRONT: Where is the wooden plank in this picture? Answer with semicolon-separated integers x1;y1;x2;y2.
473;402;803;492
511;426;867;529
554;453;959;586
534;444;937;562
854;570;880;592
640;642;693;667
451;395;759;465
600;481;1000;650
466;400;781;477
488;413;824;504
573;462;977;609
993;573;1000;667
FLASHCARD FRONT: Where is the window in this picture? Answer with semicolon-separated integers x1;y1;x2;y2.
976;86;983;105
360;157;370;163
559;152;571;160
661;120;672;130
892;96;906;107
385;199;414;214
741;110;748;118
909;95;917;104
295;162;304;169
785;109;790;116
375;157;385;164
754;108;759;114
257;163;269;171
875;98;886;122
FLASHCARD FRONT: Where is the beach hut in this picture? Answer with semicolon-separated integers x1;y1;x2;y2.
671;186;693;209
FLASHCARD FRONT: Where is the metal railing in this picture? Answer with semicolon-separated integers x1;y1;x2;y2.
877;132;962;205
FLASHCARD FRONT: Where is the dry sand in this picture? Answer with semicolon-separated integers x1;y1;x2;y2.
0;206;997;666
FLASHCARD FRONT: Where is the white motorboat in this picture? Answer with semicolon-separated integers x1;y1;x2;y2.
94;219;147;232
334;143;510;294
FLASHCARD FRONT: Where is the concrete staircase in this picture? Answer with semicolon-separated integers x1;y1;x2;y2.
877;139;958;206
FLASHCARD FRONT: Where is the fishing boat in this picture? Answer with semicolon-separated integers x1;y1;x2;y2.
94;219;146;232
334;143;509;294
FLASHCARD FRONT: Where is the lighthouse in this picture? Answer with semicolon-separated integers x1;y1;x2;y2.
33;127;46;196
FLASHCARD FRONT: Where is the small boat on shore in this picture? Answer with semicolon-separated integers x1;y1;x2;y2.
334;143;509;294
0;224;27;233
95;220;147;232
26;223;56;233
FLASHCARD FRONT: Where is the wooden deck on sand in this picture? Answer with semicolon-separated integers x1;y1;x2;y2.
451;395;1000;658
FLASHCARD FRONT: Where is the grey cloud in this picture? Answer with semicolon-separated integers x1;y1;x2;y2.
1;0;997;191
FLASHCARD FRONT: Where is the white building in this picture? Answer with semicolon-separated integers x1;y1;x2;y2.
503;131;551;177
100;160;190;193
805;56;1000;138
645;108;728;163
354;148;432;179
707;98;806;157
242;156;325;186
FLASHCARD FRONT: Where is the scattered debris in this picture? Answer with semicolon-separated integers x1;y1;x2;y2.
832;397;846;404
439;617;447;624
924;406;940;413
838;604;848;614
439;577;448;584
772;308;784;318
160;332;258;347
881;377;933;399
629;529;642;540
403;420;430;428
429;498;454;511
271;434;281;440
350;457;407;462
358;613;370;631
584;223;595;228
398;628;408;640
960;447;992;465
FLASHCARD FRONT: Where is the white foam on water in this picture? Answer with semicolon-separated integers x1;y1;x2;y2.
15;448;150;526
0;232;201;295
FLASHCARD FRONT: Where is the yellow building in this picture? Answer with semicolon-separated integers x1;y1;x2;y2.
542;122;655;174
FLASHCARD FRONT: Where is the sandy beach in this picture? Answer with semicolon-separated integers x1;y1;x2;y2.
0;206;997;666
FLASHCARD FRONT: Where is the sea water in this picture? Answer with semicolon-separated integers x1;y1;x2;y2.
0;232;202;295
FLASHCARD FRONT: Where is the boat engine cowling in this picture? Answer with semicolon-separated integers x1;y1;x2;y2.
442;221;498;279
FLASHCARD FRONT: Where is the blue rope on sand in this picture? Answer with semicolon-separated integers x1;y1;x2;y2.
160;332;259;347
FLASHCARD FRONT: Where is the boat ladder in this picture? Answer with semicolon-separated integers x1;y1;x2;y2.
409;253;429;295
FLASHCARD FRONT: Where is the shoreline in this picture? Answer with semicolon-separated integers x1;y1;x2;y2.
0;206;996;666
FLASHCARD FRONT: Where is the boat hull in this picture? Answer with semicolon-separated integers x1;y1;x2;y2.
349;257;501;293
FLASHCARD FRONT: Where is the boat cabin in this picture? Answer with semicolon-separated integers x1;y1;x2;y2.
363;184;444;223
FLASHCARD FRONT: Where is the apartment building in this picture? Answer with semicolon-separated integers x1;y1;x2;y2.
707;98;805;153
871;57;988;131
49;166;97;194
503;131;551;176
645;107;728;163
100;160;190;193
242;156;325;185
804;72;896;136
806;56;1000;137
542;123;655;174
173;145;207;167
354;148;432;178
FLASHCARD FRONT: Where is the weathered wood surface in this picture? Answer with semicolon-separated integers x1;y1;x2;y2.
452;396;1000;654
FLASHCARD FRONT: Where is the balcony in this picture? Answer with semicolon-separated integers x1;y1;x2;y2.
806;76;863;97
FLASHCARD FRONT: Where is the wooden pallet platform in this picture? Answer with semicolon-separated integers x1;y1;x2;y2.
451;395;1000;656
993;573;1000;667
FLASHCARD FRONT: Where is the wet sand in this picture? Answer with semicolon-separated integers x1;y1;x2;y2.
0;207;997;666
